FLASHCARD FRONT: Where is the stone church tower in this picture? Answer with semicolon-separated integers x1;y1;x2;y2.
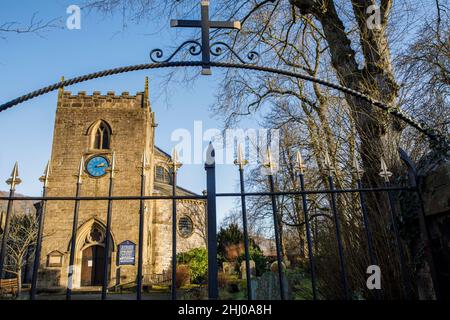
37;79;205;291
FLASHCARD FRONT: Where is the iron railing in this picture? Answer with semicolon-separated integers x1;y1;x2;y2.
0;145;439;300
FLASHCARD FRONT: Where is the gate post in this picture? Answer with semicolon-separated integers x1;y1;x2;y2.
205;143;218;300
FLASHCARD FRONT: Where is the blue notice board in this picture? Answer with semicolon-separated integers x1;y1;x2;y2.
118;240;136;265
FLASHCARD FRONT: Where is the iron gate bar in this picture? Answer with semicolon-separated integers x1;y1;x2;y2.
0;182;16;279
136;156;146;300
205;145;218;300
30;164;50;300
0;61;445;145
66;159;83;300
237;165;253;300
327;174;350;300
298;172;318;300
101;155;116;300
384;180;412;300
0;186;417;202
267;173;286;300
171;167;178;300
356;178;381;300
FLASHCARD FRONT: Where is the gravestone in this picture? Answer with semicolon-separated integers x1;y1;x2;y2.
254;271;290;300
222;262;234;275
240;260;256;279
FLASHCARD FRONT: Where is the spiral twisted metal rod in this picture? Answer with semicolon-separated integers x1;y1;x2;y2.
0;60;447;147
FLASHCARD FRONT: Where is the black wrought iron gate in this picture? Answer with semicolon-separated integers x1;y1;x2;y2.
0;0;447;301
0;143;437;300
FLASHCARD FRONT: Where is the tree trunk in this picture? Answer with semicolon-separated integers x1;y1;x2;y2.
290;0;417;298
17;269;22;298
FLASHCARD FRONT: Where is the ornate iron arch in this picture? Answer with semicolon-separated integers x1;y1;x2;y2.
0;59;446;145
0;0;447;146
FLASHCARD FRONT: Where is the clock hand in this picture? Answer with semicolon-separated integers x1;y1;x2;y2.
96;163;106;168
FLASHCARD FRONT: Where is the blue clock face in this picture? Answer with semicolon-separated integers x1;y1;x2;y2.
86;156;110;177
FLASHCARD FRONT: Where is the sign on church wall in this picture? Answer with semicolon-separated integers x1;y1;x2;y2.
118;240;136;265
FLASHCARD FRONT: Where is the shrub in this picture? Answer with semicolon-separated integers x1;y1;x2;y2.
176;264;191;288
177;248;208;284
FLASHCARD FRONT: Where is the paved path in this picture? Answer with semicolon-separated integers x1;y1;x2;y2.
14;291;173;300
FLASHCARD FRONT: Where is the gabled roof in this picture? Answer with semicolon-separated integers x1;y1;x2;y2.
154;146;171;159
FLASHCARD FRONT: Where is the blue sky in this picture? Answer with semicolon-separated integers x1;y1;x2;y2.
0;0;258;224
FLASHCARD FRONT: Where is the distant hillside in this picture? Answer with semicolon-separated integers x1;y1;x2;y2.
0;191;38;217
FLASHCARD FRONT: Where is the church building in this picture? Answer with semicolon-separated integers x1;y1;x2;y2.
37;78;205;290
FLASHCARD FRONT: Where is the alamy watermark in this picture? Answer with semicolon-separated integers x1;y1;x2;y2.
171;121;280;172
67;5;81;30
367;5;382;30
366;265;381;290
66;4;381;31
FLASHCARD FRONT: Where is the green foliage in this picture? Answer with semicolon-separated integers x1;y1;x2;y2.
217;223;244;258
237;246;268;276
217;223;263;263
177;248;208;284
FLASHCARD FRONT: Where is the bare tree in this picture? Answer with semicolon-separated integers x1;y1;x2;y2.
2;213;37;296
179;200;207;247
0;13;61;40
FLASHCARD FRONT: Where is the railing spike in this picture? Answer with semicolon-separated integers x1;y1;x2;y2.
379;158;393;182
295;150;306;174
39;161;51;187
6;161;21;189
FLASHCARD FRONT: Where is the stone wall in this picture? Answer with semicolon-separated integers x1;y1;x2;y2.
38;89;155;290
37;87;206;291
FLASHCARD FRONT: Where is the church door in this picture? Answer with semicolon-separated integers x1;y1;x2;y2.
81;245;106;286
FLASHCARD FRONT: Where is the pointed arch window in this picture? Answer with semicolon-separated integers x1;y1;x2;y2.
90;120;111;150
155;166;172;184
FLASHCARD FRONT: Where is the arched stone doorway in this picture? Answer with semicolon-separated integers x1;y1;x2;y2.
72;219;114;288
81;245;105;286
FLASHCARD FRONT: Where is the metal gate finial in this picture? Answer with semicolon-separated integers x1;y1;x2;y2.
234;143;248;169
379;158;393;182
295;150;306;174
6;162;21;189
323;151;334;175
39;161;51;187
353;154;364;180
169;148;183;172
